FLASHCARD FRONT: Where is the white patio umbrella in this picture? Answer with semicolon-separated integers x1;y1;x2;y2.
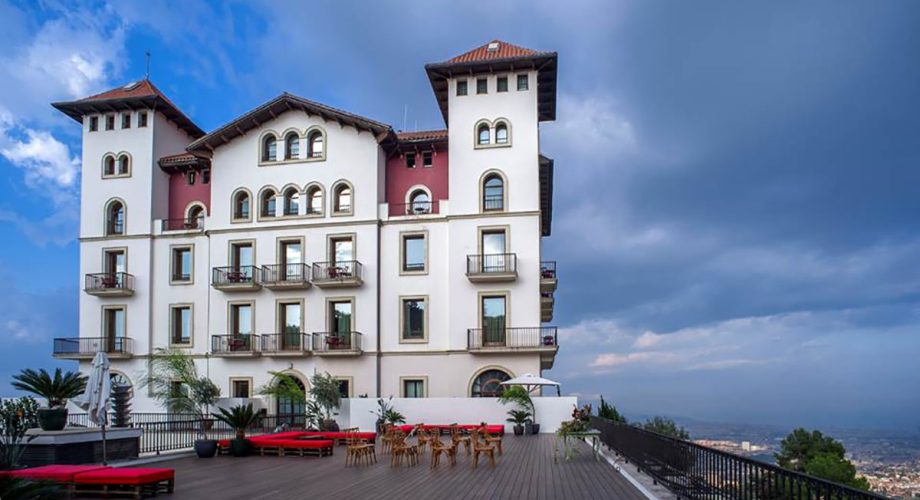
500;373;561;396
73;351;111;464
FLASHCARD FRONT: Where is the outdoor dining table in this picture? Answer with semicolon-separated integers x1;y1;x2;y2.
554;429;603;463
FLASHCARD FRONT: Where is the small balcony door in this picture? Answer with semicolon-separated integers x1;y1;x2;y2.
279;302;302;349
231;243;254;281
481;296;507;346
330;300;353;348
280;241;302;281
480;230;507;273
103;307;125;352
230;303;252;351
105;250;126;287
330;238;354;275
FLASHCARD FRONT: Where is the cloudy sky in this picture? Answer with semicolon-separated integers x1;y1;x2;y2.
1;1;918;431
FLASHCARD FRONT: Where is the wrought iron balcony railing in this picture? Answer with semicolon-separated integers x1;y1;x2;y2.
466;253;517;278
467;327;558;350
211;334;259;355
53;337;133;358
84;272;135;295
389;201;439;216
260;333;311;354
540;261;557;279
161;216;204;232
311;261;363;287
312;332;362;354
212;266;261;288
261;264;311;287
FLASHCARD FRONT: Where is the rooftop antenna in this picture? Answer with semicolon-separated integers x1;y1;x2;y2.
402;104;408;132
144;50;151;80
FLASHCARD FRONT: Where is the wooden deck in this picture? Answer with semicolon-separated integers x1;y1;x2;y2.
155;434;646;499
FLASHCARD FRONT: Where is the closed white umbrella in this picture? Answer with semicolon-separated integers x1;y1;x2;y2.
73;351;111;464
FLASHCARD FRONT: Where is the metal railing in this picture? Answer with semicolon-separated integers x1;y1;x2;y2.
211;334;259;354
390;201;439;216
588;416;884;500
161;216;204;232
312;331;362;352
467;327;558;349
311;261;363;282
212;266;259;286
53;337;133;357
483;194;504;211
260;333;311;354
84;272;135;292
466;253;517;275
541;261;557;279
261;263;311;285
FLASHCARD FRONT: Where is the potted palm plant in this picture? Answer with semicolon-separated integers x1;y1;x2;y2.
506;409;532;436
212;403;260;457
499;386;536;436
11;368;86;431
141;348;221;458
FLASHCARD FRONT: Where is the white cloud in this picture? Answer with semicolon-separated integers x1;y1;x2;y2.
1;127;79;189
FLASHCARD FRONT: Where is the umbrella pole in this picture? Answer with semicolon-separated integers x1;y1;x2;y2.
101;423;107;465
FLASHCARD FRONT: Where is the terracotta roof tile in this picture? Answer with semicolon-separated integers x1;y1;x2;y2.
444;40;549;64
396;129;448;142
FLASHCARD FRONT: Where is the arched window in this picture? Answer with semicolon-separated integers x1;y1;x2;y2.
471;369;511;397
262;134;278;162
495;122;509;145
186;204;204;228
261;188;277;217
283;187;300;216
284;132;300;160
306;185;324;215
117;154;130;175
232;190;251;220
276;375;306;427
333;183;352;214
477;123;491;145
307;130;324;159
409;189;431;214
103;155;116;176
482;173;505;212
106;200;125;235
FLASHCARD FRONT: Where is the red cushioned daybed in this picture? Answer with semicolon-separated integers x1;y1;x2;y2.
216;431;341;457
8;465;174;498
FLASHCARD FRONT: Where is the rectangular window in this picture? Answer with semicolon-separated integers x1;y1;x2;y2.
171;246;192;283
481;295;507;346
456;80;467;96
230;303;253;335
105;115;115;130
405;153;416;168
517;74;529;91
476;78;487;94
89;116;98;132
202;169;210;184
401;234;426;273
230;242;254;280
401;297;427;341
481;229;509;273
422;151;432;168
279;239;302;280
170;381;189;399
337;379;351;399
186;171;196;185
231;379;251;398
102;306;126;353
330;236;354;271
403;379;425;398
329;300;353;334
138;111;148;127
171;305;192;345
104;249;126;275
121;113;131;129
497;76;508;92
278;301;302;334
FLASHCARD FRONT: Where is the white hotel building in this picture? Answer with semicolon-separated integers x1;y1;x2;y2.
52;40;560;414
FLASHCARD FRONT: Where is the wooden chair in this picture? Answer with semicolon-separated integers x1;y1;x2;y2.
480;426;503;455
450;425;471;456
380;424;395;454
470;429;496;469
345;431;376;466
430;435;457;468
416;427;434;454
390;434;419;467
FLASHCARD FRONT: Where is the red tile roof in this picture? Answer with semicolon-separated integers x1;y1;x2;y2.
445;40;548;64
80;80;162;101
396;129;448;142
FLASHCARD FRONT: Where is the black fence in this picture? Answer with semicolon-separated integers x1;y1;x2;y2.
53;337;133;357
390;201;439;216
212;266;259;286
540;261;557;279
261;263;311;285
211;334;259;354
589;416;885;500
466;253;517;275
84;272;135;293
312;331;363;353
467;327;558;349
161;216;204;232
311;261;363;283
260;333;311;353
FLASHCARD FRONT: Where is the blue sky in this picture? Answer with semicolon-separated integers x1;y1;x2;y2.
1;0;918;431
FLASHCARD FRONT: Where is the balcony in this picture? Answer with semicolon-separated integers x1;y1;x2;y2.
541;292;555;322
388;201;440;217
540;261;557;293
260;333;311;356
261;264;312;290
312;332;363;356
211;334;260;357
84;272;135;297
53;337;133;360
211;266;262;292
466;253;517;283
468;327;558;370
161;216;204;232
311;261;364;288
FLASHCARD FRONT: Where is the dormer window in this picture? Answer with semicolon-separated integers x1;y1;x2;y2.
517;74;529;91
262;134;278;162
477;124;490;145
89;116;99;132
406;153;416;168
476;78;487;95
284;132;300;160
487;42;500;52
121;113;131;129
138;112;148;127
105;115;115;130
457;80;468;96
497;76;508;93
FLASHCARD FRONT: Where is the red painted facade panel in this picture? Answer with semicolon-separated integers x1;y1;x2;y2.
168;171;211;220
386;143;449;216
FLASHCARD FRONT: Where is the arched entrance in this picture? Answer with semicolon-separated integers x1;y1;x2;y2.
470;368;512;397
275;375;306;428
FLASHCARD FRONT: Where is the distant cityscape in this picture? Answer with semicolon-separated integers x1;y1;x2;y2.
673;418;920;498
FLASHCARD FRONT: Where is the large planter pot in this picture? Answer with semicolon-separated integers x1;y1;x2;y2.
194;439;218;458
531;423;541;435
513;425;524;436
37;408;68;431
229;438;250;457
322;419;340;432
523;422;533;435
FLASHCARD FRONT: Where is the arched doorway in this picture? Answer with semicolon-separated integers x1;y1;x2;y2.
470;368;512;397
275;375;306;428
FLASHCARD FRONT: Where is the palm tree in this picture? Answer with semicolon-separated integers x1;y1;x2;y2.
140;348;220;439
11;369;86;408
212;403;260;440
